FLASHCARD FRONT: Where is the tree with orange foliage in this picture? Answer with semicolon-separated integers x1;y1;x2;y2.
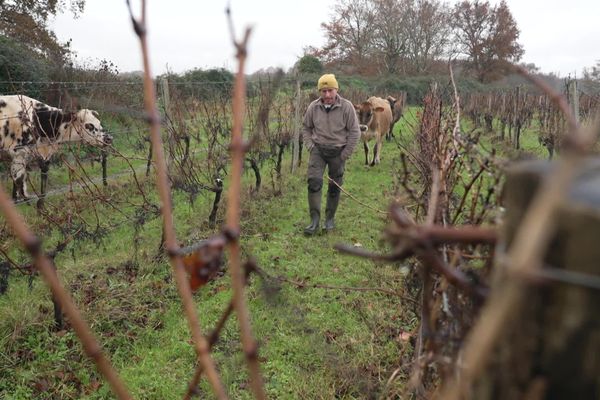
0;0;85;62
452;0;523;82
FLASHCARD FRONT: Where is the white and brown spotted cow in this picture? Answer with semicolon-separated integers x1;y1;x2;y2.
354;96;392;166
0;95;112;201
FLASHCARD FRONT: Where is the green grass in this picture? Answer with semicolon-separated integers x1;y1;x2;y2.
0;126;417;399
0;102;557;399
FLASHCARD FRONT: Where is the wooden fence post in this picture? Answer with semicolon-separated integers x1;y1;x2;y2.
291;77;301;174
472;159;600;398
160;78;175;169
160;77;171;116
513;85;520;149
571;79;580;126
101;150;108;186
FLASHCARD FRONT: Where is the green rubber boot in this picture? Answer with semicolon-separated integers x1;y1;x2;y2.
323;193;340;232
303;191;321;236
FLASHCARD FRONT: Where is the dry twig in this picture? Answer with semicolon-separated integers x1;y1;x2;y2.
125;1;227;398
224;5;267;399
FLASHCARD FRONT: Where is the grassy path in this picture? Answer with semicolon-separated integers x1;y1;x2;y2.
1;104;556;399
0;137;414;399
110;142;412;399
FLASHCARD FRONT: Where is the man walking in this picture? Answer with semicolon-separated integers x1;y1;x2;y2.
302;74;361;235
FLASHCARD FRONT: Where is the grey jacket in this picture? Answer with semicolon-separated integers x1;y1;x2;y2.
301;95;361;160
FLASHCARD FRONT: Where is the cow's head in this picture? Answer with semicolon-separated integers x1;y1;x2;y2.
386;96;397;110
74;109;113;146
354;101;385;133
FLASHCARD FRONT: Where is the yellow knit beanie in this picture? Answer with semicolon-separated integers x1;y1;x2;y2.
317;74;339;90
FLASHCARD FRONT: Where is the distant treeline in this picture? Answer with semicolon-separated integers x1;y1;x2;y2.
1;31;591;111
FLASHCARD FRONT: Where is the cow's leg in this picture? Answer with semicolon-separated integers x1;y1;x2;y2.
17;176;27;200
363;142;370;165
373;138;382;165
369;140;377;166
10;155;29;201
10;160;20;201
12;178;17;201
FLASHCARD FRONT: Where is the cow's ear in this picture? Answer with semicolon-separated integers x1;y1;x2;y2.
354;104;361;111
374;106;385;112
91;110;99;118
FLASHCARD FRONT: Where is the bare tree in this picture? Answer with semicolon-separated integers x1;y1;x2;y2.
404;0;453;74
583;60;600;88
372;0;409;74
584;60;600;79
318;0;454;75
320;0;377;73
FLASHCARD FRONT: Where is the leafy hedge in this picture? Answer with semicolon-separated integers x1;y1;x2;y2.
294;72;545;105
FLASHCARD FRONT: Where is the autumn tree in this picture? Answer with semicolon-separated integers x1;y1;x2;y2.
316;0;521;79
319;0;377;73
452;0;523;82
0;0;85;62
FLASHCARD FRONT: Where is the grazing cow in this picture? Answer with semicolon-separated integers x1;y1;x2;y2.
354;96;392;166
386;92;406;141
0;95;112;201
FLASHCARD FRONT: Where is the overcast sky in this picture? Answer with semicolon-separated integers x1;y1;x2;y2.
50;0;599;77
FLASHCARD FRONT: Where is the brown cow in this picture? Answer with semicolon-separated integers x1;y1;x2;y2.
386;92;406;141
354;96;392;166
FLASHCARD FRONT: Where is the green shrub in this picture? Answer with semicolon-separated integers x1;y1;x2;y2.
0;35;52;98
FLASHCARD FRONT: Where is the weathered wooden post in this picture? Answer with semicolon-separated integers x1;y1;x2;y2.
472;159;600;399
571;79;580;126
291;76;302;173
160;77;175;169
101;150;108;186
513;85;521;149
500;92;506;141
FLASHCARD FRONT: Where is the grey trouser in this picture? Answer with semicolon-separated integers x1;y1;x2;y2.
307;144;345;196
